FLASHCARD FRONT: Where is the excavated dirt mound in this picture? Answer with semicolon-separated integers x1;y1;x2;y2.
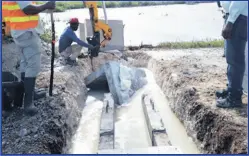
1;42;121;154
125;48;248;154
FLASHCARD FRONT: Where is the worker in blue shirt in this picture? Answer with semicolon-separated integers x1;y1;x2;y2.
216;1;248;108
59;18;94;65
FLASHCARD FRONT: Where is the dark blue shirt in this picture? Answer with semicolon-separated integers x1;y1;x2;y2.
59;26;90;53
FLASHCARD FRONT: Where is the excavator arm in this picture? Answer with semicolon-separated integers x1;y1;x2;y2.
84;1;112;57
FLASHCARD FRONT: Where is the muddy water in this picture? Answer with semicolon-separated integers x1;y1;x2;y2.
143;68;200;154
115;89;152;149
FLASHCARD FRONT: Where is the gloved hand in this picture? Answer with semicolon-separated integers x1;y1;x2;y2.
88;45;94;50
45;1;56;10
93;45;100;50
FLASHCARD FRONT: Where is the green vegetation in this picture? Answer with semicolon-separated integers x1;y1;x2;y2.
37;1;83;12
127;39;224;51
157;39;224;49
40;19;58;43
37;1;187;12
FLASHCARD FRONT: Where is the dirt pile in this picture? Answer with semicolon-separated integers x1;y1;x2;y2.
1;41;121;154
125;49;248;154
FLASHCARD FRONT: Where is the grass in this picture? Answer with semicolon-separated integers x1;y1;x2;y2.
157;39;224;49
128;39;224;51
37;1;84;12
39;19;58;43
37;1;193;12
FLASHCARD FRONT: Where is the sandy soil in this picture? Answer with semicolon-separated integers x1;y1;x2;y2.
1;41;120;154
125;48;248;154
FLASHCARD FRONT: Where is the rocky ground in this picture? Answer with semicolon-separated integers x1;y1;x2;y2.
125;48;248;154
1;41;121;154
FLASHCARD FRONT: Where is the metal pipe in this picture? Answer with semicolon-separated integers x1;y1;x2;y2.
49;10;55;96
102;1;108;24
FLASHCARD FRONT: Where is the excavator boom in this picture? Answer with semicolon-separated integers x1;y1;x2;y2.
84;1;112;56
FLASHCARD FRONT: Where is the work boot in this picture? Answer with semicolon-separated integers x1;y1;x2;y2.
215;89;228;99
65;57;78;66
216;90;243;108
34;88;47;100
215;84;229;99
21;73;46;100
23;77;38;116
78;53;88;59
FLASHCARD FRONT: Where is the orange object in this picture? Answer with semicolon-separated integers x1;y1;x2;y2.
84;1;112;47
6;1;39;30
2;1;11;36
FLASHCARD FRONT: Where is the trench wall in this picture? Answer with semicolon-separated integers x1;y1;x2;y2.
126;51;248;154
1;40;121;154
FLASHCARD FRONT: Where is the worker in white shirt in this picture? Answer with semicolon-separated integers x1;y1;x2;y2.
216;1;248;108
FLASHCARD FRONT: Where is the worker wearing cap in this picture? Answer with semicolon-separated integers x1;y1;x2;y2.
216;1;248;108
6;1;55;116
59;18;94;65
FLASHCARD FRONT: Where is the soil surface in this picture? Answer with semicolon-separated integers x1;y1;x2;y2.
1;41;120;154
125;48;248;154
2;39;247;154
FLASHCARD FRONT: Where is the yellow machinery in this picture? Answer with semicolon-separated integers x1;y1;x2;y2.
84;1;112;57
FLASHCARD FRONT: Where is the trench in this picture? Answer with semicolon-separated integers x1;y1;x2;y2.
65;66;200;154
143;69;199;154
2;51;200;154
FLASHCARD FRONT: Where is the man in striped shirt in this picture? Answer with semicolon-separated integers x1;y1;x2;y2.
9;1;55;116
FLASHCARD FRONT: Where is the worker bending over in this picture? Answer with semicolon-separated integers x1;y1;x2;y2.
59;18;94;65
7;1;55;116
216;1;248;108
